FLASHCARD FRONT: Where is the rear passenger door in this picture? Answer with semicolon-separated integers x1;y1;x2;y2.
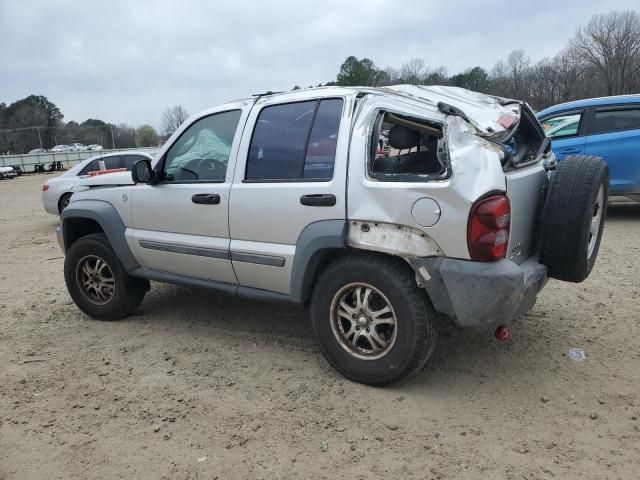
540;109;587;159
229;96;351;295
584;104;640;196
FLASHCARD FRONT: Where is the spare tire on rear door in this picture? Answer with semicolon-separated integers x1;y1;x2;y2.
540;155;609;283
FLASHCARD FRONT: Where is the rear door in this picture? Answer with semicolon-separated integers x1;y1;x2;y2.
229;95;351;295
540;109;587;159
584;104;640;196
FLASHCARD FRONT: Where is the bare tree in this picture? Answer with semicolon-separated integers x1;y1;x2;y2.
400;59;427;84
423;65;448;85
569;10;640;95
160;105;190;136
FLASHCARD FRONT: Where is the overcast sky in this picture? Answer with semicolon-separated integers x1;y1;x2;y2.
1;0;638;127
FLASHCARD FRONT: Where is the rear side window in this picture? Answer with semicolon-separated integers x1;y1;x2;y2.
593;107;640;134
79;160;99;175
541;112;582;138
245;98;343;181
78;156;122;175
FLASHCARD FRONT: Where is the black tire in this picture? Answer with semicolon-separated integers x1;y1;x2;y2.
310;252;437;386
64;233;149;320
540;155;609;283
58;193;72;213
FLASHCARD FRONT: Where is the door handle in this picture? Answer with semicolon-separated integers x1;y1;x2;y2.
559;147;580;153
191;193;220;205
300;194;336;207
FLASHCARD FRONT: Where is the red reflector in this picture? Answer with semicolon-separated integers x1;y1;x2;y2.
468;195;511;262
42;184;49;191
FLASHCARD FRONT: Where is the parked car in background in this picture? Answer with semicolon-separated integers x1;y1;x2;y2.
8;165;23;175
538;95;640;201
0;166;18;180
42;151;156;214
88;144;104;151
28;148;48;154
51;145;72;152
69;143;87;151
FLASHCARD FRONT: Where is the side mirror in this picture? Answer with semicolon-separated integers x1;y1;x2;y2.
131;159;153;184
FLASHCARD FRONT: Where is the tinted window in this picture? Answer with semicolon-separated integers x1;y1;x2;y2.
304;99;342;179
123;155;148;170
163;110;241;182
79;160;99;175
246;99;343;181
593;107;640;134
103;156;122;170
541;112;582;138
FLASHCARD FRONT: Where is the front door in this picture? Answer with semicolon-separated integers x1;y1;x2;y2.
129;106;247;283
229;95;352;295
541;109;587;160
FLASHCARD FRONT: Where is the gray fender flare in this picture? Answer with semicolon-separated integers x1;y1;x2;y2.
60;199;139;271
289;220;346;304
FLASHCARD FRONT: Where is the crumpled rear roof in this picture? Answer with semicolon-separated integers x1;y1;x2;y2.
384;85;522;139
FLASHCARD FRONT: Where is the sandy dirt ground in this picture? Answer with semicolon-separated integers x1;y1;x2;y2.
1;173;639;480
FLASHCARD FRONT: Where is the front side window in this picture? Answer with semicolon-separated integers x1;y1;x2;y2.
245;98;343;181
593;107;640;134
162;110;241;182
540;112;582;138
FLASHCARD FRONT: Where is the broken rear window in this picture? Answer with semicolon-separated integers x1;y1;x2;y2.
368;111;447;181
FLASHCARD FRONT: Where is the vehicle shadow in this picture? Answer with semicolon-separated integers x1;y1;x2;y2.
607;201;640;220
135;282;568;391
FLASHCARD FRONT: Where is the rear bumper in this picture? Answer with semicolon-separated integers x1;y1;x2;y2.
411;256;547;329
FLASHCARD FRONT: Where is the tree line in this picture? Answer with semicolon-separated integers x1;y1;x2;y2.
322;10;640;111
0;98;189;155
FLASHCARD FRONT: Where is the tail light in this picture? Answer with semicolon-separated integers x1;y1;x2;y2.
468;194;511;262
42;184;49;191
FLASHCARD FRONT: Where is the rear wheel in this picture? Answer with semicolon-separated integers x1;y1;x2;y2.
540;155;609;282
58;193;72;213
310;253;437;386
64;233;148;320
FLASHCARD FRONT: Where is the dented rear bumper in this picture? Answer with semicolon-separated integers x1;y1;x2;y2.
411;256;547;329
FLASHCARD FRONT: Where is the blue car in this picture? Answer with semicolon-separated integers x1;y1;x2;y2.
537;95;640;201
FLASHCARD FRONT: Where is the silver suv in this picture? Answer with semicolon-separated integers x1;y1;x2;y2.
57;86;608;385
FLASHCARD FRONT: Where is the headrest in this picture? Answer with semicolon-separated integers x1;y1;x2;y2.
388;125;420;150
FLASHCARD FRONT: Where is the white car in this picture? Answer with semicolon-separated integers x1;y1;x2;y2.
51;145;71;152
42;151;155;215
0;166;18;179
69;143;88;151
87;144;104;151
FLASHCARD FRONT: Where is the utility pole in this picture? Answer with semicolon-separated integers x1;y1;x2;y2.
110;126;116;150
36;127;43;149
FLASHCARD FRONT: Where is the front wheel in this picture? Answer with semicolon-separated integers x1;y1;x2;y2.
64;233;149;320
310;253;437;386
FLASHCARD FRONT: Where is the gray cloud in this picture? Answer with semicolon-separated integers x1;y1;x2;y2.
1;0;637;127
